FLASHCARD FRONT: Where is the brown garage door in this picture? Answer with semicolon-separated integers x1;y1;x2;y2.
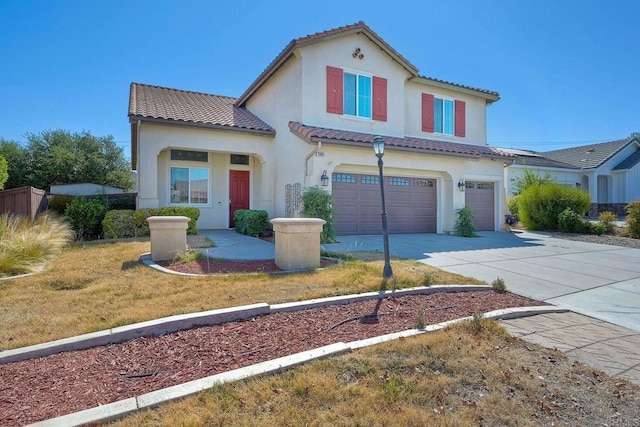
465;181;494;231
332;173;437;235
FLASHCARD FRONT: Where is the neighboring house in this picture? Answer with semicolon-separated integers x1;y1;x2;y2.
503;136;640;216
128;21;512;233
49;183;125;196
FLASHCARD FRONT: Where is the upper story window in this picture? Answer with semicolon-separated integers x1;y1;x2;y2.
171;167;209;205
422;93;465;137
434;98;454;135
326;66;387;121
344;73;372;118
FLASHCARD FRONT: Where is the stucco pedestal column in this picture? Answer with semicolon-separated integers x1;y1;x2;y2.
147;216;190;262
270;218;327;271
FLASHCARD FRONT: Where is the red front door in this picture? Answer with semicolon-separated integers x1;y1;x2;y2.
229;170;250;228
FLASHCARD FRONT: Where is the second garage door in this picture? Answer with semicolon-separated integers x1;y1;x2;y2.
332;173;437;235
464;181;495;231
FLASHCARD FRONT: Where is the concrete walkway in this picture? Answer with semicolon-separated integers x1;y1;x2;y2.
500;312;640;385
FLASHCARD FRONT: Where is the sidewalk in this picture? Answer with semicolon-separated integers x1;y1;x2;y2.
500;312;640;386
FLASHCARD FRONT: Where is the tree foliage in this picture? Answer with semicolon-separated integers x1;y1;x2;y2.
0;130;134;191
0;155;7;190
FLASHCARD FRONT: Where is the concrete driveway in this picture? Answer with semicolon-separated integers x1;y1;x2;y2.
323;231;640;332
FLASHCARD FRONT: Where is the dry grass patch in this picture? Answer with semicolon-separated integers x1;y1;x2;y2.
0;241;482;350
112;320;640;427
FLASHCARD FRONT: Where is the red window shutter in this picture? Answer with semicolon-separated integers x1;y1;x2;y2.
372;76;387;121
455;100;466;137
422;93;434;132
326;66;343;114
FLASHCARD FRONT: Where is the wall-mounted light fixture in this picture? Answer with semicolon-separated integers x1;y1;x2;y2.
458;178;466;191
320;170;329;187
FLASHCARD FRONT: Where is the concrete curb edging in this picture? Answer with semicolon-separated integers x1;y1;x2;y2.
1;286;487;365
0;303;270;365
28;305;568;426
270;285;493;313
30;343;351;427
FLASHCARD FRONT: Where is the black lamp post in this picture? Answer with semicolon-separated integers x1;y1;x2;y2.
373;136;393;279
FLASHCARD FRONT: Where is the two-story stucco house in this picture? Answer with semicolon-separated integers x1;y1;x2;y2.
128;21;512;233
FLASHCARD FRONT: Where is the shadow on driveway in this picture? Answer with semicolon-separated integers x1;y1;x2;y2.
323;231;543;260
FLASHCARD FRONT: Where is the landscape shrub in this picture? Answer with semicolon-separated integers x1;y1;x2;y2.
518;183;591;231
455;206;477;237
558;208;585;233
233;209;269;237
157;207;200;235
507;195;519;218
65;197;106;240
302;186;336;243
597;211;617;234
48;195;75;215
102;207;200;239
558;208;605;235
626;200;640;238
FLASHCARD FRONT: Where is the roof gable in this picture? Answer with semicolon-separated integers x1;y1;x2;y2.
543;137;637;169
613;148;640;171
236;21;498;107
128;83;275;135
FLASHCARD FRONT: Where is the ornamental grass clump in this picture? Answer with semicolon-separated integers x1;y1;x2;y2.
0;213;73;276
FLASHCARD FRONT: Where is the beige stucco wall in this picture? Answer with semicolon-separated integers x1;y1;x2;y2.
310;143;505;232
136;123;275;229
298;32;410;136
404;80;488;145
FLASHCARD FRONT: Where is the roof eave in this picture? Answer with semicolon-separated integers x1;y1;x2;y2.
410;76;500;104
129;115;276;137
292;131;507;161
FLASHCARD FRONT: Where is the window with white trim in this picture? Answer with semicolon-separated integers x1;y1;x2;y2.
434;97;454;135
170;167;209;204
344;72;372;118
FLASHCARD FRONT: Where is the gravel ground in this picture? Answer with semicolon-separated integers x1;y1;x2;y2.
551;233;640;249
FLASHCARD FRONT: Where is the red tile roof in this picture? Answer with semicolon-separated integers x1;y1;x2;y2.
236;21;498;107
289;122;513;159
129;83;275;134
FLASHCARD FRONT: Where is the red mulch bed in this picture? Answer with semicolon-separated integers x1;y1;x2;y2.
159;258;337;274
0;290;544;425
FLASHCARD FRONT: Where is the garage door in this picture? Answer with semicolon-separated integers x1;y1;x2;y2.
332;173;437;235
465;181;494;231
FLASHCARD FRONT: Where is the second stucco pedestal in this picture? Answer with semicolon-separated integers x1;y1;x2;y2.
270;218;326;271
147;216;190;262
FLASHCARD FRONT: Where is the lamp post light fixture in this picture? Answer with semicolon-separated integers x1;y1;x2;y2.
320;170;329;187
373;136;393;279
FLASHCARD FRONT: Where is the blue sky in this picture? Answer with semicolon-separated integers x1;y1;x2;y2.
1;0;638;157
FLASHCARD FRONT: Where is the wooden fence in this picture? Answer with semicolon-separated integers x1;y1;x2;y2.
0;186;49;219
